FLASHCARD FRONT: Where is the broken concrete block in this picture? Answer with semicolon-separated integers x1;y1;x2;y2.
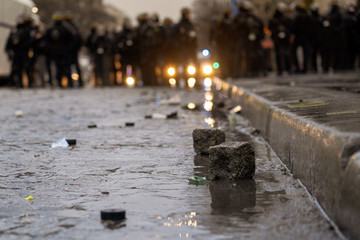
209;141;255;180
193;129;226;155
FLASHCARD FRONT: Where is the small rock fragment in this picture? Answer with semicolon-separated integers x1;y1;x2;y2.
193;129;226;155
125;122;135;127
15;110;24;118
209;141;255;180
88;123;97;128
251;128;260;136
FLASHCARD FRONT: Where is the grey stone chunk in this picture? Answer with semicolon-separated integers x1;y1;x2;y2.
209;141;255;180
193;129;226;155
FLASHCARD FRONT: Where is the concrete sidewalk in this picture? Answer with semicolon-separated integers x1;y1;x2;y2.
214;72;360;239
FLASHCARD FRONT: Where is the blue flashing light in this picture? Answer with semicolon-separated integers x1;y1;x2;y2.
202;49;210;57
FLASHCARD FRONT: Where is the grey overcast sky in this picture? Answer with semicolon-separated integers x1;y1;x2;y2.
103;0;194;23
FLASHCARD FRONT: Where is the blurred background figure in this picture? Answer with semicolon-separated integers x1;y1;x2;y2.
85;24;98;85
45;12;74;88
309;3;322;73
343;2;360;70
5;14;39;88
172;8;198;68
233;1;265;78
135;13;157;86
210;9;233;79
63;11;84;87
243;1;265;77
92;24;113;86
115;18;138;85
292;2;312;74
320;0;347;73
158;17;175;84
269;2;293;76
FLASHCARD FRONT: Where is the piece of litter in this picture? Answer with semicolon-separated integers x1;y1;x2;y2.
145;111;178;120
188;177;209;185
66;139;77;146
15;110;24;118
25;196;34;200
51;138;69;148
152;113;167;119
166;111;178;119
125;122;135;127
101;209;126;221
156;95;181;106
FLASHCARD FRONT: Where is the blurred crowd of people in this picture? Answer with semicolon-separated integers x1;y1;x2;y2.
86;8;198;87
4;1;360;88
211;0;360;78
5;12;84;88
4;8;198;88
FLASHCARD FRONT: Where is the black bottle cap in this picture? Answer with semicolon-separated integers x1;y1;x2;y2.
101;209;126;221
66;139;77;145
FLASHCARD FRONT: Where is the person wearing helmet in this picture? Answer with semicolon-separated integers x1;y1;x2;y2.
45;12;74;88
292;2;312;74
150;13;165;84
115;19;139;85
232;2;250;78
211;10;234;79
63;11;84;87
135;13;157;86
92;24;113;86
320;1;347;72
343;3;359;69
161;18;176;70
269;2;293;76
172;7;198;70
309;3;323;73
233;1;265;77
5;14;37;88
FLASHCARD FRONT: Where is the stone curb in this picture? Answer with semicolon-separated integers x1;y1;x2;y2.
214;77;360;239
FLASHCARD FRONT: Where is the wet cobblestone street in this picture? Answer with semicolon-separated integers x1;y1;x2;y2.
0;87;341;239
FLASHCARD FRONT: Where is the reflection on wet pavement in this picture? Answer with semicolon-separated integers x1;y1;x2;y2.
0;88;340;239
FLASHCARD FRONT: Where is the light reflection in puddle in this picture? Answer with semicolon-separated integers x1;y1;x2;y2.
204;92;213;101
162;212;198;228
204;117;215;128
187;102;197;110
179;233;191;238
204;101;213;112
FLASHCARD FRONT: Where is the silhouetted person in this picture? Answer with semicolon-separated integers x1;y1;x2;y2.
269;3;293;76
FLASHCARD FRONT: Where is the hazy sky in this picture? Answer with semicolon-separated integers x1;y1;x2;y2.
103;0;194;23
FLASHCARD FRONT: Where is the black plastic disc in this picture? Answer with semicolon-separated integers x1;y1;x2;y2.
66;139;77;145
101;209;126;221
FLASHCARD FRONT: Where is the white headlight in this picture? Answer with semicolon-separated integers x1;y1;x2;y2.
187;66;196;75
126;77;135;86
203;65;213;75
